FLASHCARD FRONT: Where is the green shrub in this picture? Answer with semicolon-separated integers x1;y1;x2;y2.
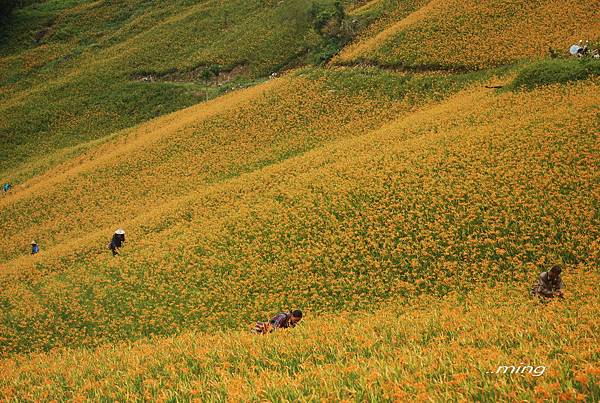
511;58;600;90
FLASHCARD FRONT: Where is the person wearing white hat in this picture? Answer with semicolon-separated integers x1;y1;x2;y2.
31;241;39;255
108;229;126;256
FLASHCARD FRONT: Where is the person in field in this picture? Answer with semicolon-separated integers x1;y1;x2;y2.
108;228;126;256
31;241;39;255
252;309;303;334
2;182;11;193
569;40;590;57
531;265;564;298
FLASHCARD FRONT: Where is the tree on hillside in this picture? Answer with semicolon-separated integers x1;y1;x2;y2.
201;68;213;101
209;64;222;86
308;1;354;63
310;0;345;36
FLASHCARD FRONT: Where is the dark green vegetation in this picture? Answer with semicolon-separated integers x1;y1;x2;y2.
510;58;600;90
301;65;501;100
0;0;15;18
0;0;41;19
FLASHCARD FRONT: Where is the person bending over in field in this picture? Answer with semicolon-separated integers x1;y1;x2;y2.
252;309;303;334
108;228;126;256
531;265;564;299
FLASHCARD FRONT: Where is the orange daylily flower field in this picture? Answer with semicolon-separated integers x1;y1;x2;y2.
0;0;598;400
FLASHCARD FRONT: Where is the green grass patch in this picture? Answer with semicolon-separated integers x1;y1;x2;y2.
510;58;600;91
300;64;511;101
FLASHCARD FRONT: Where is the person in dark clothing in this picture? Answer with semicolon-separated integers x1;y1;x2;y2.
31;241;39;255
270;310;303;329
2;183;11;194
252;310;303;334
531;265;564;298
108;228;125;256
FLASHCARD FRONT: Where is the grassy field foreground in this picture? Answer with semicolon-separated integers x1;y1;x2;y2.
0;268;598;401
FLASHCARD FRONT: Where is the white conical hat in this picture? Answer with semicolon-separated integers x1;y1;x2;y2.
115;228;125;235
31;240;37;244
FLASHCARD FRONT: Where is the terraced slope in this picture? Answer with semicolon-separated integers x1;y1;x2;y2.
334;0;600;69
0;0;363;180
1;74;597;356
0;67;484;263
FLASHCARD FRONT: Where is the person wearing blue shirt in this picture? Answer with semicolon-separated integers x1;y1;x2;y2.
31;241;39;255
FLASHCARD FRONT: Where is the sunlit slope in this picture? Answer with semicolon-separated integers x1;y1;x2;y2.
1;269;598;401
1;76;597;355
344;0;432;44
0;0;360;179
0;67;482;263
334;0;600;69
